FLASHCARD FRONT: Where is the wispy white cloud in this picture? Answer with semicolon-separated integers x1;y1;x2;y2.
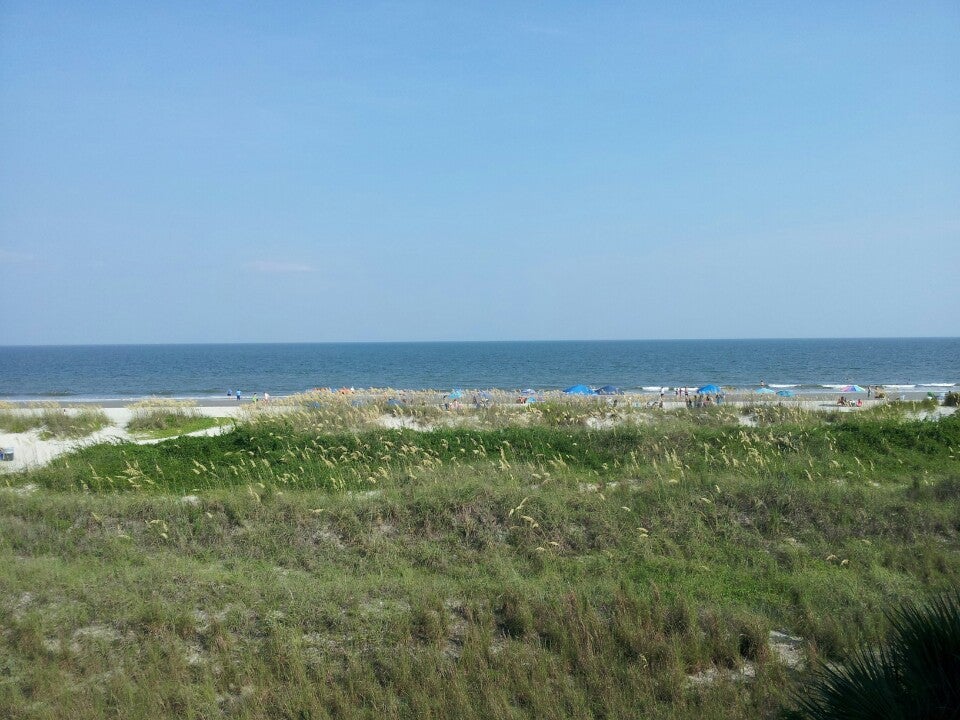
246;260;316;274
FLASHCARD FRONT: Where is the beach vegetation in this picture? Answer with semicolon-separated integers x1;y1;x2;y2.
786;591;960;719
0;401;958;717
126;399;227;438
0;405;109;438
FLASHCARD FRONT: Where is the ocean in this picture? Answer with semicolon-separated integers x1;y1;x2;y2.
0;339;957;401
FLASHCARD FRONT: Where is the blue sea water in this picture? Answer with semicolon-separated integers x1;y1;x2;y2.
0;339;957;400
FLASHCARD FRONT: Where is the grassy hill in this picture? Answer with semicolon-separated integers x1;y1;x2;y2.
1;407;958;718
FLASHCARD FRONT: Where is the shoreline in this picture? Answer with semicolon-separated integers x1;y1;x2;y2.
1;388;952;408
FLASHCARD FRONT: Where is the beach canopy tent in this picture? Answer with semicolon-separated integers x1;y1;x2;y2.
595;385;623;395
755;387;776;394
776;389;795;397
564;385;595;395
521;388;537;395
697;384;721;394
840;385;866;393
447;389;463;400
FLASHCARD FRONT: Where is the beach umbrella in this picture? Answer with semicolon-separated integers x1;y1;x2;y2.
521;388;537;395
776;389;795;397
697;384;721;394
448;389;463;400
840;385;866;393
564;385;595;395
595;385;623;395
755;387;776;395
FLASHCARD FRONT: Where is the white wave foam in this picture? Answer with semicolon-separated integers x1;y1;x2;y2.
884;384;916;389
768;384;798;388
642;386;665;391
919;382;955;387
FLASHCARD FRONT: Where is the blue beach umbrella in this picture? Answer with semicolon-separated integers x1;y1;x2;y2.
697;384;721;394
776;389;795;397
595;385;623;395
564;385;595;395
840;385;866;393
755;387;776;395
448;389;463;400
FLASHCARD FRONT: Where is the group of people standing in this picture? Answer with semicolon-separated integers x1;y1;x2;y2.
685;393;723;408
227;389;269;403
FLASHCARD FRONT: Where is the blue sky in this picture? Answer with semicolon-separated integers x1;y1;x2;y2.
1;1;958;344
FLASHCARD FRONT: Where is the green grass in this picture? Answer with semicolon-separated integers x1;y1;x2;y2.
0;410;958;718
128;412;228;439
21;410;960;494
125;400;230;440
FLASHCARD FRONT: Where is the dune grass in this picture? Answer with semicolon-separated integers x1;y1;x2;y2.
0;408;958;718
21;409;960;494
0;407;110;439
125;399;229;439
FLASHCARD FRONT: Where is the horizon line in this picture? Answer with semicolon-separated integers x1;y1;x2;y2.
2;335;959;349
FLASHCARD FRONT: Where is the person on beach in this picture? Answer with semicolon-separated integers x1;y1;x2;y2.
236;389;242;402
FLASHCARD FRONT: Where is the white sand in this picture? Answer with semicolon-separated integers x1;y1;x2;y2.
0;406;241;474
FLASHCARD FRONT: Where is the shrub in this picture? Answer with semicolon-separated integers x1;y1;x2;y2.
787;591;960;719
944;391;959;407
